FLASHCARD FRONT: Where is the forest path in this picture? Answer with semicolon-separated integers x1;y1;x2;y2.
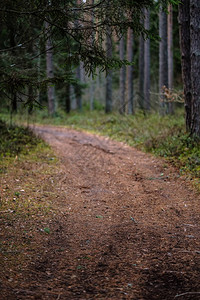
13;125;200;299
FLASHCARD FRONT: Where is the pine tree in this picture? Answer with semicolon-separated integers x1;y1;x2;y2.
159;7;168;114
119;36;126;114
179;0;191;131
144;9;151;112
190;0;200;136
105;26;112;113
45;20;55;116
138;33;144;110
168;4;174;114
126;27;134;114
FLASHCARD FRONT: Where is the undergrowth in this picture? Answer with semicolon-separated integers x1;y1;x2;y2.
0;118;61;275
1;108;200;187
0;119;39;159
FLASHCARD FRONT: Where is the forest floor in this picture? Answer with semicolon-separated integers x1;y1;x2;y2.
1;124;200;299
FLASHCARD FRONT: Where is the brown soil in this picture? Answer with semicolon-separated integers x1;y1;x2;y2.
1;125;200;299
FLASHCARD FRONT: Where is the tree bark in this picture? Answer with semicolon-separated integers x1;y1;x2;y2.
9;24;17;113
139;34;144;110
168;4;174;114
105;26;112;113
119;36;126;114
190;0;200;136
159;7;168;114
89;0;95;111
66;83;71;113
75;64;82;111
144;9;150;112
179;0;192;131
45;21;55;116
126;27;134;114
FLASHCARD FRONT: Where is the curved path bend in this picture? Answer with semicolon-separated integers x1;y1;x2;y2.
26;125;200;299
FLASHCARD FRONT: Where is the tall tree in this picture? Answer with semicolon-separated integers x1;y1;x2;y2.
66;83;71;113
144;9;151;111
138;33;144;110
126;27;134;114
168;4;174;114
119;36;126;114
45;21;55;116
89;0;95;111
8;15;17;113
75;64;82;111
105;26;112;113
179;0;191;131
89;78;95;111
179;0;200;137
190;0;200;136
159;7;168;114
0;0;180;113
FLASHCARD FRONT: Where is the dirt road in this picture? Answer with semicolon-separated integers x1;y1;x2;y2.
5;125;200;299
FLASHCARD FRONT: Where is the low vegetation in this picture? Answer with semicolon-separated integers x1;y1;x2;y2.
1;108;200;188
0;120;62;278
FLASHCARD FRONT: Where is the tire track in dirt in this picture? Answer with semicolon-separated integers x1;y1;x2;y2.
12;125;200;299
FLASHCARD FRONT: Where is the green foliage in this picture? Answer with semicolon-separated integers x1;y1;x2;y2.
0;0;180;111
147;131;200;178
0;119;41;158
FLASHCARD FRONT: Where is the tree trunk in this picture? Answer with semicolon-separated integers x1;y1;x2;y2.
89;0;95;111
76;64;82;111
66;83;71;113
45;21;55;116
28;85;34;115
139;34;144;110
119;36;126;114
90;79;95;111
159;7;168;114
126;27;134;114
179;0;192;131
190;0;200;136
168;4;174;114
105;26;112;113
9;25;17;113
144;9;151;112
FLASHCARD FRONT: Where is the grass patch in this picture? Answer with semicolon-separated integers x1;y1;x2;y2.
0;119;64;282
0;119;39;159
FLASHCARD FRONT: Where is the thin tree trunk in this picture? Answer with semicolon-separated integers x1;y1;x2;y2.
89;0;95;111
119;36;126;114
45;21;55;116
76;64;82;111
66;83;71;113
159;7;168;114
28;31;34;115
168;4;174;114
126;27;134;114
190;0;200;136
144;9;151;112
139;34;144;110
75;0;83;111
28;85;34;114
90;79;95;111
37;42;41;104
178;0;192;131
9;26;17;113
105;26;112;113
